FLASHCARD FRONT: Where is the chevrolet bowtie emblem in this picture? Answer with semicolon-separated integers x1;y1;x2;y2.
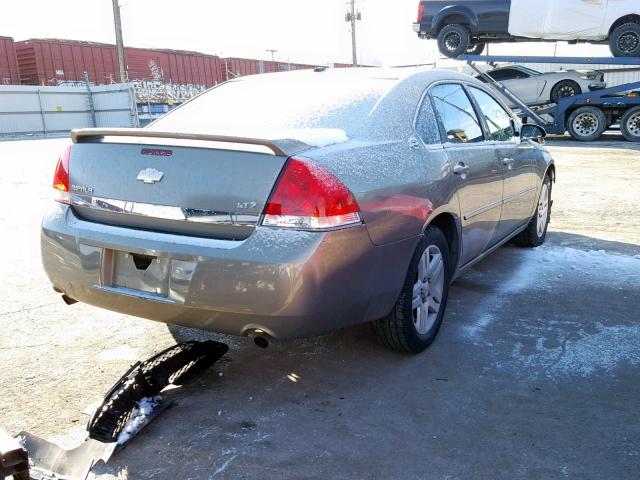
137;168;165;184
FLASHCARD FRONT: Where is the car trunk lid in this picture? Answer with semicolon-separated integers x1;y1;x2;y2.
68;129;309;241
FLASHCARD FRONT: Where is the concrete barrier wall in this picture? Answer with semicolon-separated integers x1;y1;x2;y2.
0;83;139;137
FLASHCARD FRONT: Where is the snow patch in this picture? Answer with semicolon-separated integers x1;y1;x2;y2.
212;454;238;476
458;245;640;378
462;313;496;339
117;396;162;445
277;128;349;148
503;323;640;378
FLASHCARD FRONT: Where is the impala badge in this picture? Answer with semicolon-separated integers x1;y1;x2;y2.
137;168;164;184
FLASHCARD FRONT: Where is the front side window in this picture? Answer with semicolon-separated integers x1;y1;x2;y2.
469;87;517;142
430;84;483;144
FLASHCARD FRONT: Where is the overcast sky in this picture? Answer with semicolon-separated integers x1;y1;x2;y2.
0;0;611;66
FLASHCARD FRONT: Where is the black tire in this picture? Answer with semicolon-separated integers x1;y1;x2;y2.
372;226;451;354
620;106;640;142
514;175;552;248
567;106;607;141
467;42;486;55
550;80;582;104
437;24;471;58
609;23;640;57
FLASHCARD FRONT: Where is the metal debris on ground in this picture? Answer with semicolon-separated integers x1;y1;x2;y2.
1;429;29;480
1;341;229;480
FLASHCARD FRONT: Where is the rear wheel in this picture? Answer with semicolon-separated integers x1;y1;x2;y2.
514;175;552;248
609;23;640;57
551;80;582;104
567;106;607;141
620;106;640;142
467;42;486;55
437;24;471;58
372;226;451;354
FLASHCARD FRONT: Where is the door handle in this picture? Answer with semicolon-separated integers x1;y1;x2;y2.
453;163;470;175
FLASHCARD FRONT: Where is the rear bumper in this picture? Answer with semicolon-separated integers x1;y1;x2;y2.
41;205;416;339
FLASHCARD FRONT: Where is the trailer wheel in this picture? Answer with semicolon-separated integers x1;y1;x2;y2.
437;24;471;58
620;106;640;142
610;23;640;57
551;80;581;104
567;107;607;142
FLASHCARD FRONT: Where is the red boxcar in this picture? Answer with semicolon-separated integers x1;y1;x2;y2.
16;39;119;85
219;57;261;80
0;36;20;85
15;38;221;87
13;38;351;88
219;58;324;81
127;47;221;87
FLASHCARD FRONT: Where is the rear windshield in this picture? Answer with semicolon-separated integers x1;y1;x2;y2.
149;71;397;138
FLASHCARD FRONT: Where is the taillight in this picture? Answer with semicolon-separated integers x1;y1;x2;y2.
262;157;361;231
417;4;425;23
53;145;72;204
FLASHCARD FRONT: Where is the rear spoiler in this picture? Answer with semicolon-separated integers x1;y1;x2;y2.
71;128;309;157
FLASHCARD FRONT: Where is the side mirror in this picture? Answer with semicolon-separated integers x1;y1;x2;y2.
521;124;547;143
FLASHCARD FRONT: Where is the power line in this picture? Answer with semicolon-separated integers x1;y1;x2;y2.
266;49;279;62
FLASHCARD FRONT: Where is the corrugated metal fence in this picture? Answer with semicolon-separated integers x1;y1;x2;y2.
0;83;139;137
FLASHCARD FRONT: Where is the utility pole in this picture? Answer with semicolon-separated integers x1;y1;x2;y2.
112;0;127;83
345;0;361;67
266;49;278;62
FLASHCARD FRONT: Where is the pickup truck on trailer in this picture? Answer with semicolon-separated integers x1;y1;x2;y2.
413;0;640;58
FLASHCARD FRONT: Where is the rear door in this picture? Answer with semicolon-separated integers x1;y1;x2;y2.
430;83;504;266
467;86;537;240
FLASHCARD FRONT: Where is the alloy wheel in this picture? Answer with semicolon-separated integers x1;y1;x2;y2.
618;31;640;54
445;32;461;52
412;245;445;335
558;84;577;99
537;183;550;237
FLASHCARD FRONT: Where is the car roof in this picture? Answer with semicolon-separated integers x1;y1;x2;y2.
230;66;476;87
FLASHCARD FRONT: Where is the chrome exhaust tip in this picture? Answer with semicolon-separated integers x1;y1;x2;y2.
248;329;271;349
61;294;78;306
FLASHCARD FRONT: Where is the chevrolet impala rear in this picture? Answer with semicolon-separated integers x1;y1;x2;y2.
40;69;419;341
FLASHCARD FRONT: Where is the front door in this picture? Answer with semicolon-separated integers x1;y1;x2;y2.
467;86;537;239
430;83;505;267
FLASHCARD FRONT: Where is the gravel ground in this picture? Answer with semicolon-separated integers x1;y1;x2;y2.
0;136;638;479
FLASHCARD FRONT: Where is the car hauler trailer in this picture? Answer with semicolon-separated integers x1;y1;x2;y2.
459;55;640;142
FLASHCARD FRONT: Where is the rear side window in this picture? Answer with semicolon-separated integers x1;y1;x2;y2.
430;84;483;143
488;68;529;81
469;87;516;142
415;94;440;145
